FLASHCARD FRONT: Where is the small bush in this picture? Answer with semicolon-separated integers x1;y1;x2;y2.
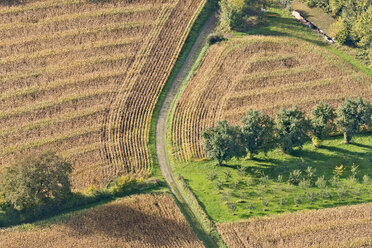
315;176;327;189
294;195;302;204
278;198;288;207
288;170;302;185
363;175;370;184
306;191;317;202
277;174;283;183
207;170;218;181
214;179;224;190
262;200;269;211
224;171;232;182
299;179;311;190
305;166;317;182
207;33;225;45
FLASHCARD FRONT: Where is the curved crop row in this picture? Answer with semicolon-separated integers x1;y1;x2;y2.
170;36;372;161
0;0;206;189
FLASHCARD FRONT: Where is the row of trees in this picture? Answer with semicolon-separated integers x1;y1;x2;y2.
202;98;372;165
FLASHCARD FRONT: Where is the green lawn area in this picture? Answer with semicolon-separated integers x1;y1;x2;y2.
172;135;372;223
290;0;335;34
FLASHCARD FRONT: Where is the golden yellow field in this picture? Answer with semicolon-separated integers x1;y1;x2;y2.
0;193;203;248
217;203;372;248
0;0;206;189
170;36;372;161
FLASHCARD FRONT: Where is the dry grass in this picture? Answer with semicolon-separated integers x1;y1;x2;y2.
0;0;207;189
170;36;372;161
0;193;204;248
217;203;372;248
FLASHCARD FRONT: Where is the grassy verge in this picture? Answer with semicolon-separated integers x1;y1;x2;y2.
171;181;217;248
148;0;219;181
164;42;228;247
147;0;221;246
176;175;228;247
172;134;372;223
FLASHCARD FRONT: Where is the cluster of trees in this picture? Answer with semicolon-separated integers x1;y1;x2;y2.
303;0;371;57
219;0;273;31
203;98;371;165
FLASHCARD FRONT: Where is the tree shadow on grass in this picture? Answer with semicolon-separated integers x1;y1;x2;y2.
321;145;368;157
242;144;372;180
350;142;372;149
239;12;330;48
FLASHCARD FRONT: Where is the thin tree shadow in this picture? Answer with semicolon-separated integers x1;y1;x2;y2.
350;143;372;149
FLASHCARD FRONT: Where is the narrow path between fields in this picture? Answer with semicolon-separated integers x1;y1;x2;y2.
156;12;218;248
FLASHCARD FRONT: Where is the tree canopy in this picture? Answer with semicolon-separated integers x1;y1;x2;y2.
0;152;72;210
311;102;336;147
276;106;311;153
337;98;371;143
241;109;276;158
202;121;245;165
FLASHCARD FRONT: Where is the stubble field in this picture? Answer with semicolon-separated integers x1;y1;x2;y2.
217;203;372;248
170;36;372;161
0;0;206;189
0;193;203;248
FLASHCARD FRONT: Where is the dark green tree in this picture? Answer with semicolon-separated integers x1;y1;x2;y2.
0;152;72;210
241;109;276;159
337;98;372;143
276;106;311;154
311;102;336;148
202;120;245;166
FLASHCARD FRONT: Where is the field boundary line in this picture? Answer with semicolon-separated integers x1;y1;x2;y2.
155;7;223;248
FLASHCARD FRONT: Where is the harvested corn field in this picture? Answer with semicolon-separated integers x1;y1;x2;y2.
170;36;372;161
0;193;204;248
0;0;207;189
217;203;372;248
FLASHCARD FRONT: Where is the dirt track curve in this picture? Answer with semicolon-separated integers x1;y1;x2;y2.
155;12;218;248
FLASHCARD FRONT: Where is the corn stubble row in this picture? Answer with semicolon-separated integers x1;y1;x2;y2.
217;203;372;248
0;194;204;248
170;36;372;161
0;0;206;189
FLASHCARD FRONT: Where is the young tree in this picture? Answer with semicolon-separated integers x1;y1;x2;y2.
276;106;311;154
311;102;336;148
337;98;372;144
202;120;245;166
241;109;276;159
0;152;72;210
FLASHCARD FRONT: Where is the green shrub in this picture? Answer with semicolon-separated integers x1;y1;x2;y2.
276;106;311;153
311;102;336;148
337;98;372;143
202;120;245;166
315;176;327;189
289;169;302;185
241;109;276;159
207;33;225;45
